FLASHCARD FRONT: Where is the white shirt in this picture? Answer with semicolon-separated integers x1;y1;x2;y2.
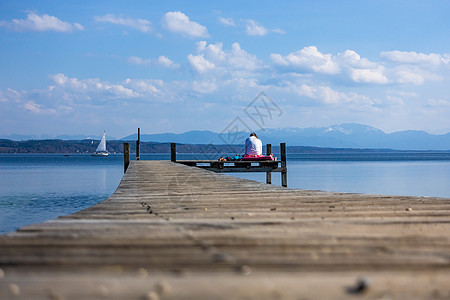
244;136;262;156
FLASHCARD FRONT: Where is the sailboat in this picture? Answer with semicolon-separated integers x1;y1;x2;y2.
92;131;108;156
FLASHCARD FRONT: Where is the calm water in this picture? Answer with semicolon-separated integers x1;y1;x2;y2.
1;152;449;234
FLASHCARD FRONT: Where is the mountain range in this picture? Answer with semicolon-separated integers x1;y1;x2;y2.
122;123;450;150
2;123;450;150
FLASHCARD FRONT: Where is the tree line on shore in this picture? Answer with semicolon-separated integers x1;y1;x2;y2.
0;139;247;154
0;138;414;154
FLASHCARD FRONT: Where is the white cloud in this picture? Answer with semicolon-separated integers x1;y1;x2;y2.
187;41;262;76
297;84;342;104
23;100;57;115
271;47;393;84
284;81;375;108
219;18;283;36
23;101;42;113
0;90;15;103
387;65;444;85
163;11;209;38
386;96;404;106
0;12;84;32
94;14;152;33
394;68;425;85
50;73;140;99
271;46;340;74
127;56;151;65
187;54;216;73
124;79;161;94
218;16;235;27
272;28;286;34
427;98;450;107
381;50;450;66
245;19;268;36
74;23;84;31
157;56;180;69
127;55;180;69
228;42;261;71
192;80;217;94
349;67;389;84
337;50;378;69
0;95;7;104
387;90;419;99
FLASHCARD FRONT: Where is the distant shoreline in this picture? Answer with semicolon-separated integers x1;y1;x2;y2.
1;139;449;154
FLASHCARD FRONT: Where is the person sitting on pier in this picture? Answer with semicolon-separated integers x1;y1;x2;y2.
244;132;262;157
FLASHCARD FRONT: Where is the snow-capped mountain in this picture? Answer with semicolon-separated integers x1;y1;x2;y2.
121;123;450;150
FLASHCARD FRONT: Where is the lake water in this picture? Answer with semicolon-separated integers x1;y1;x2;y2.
1;152;449;234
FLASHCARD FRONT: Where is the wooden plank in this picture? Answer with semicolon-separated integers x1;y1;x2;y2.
266;144;272;184
170;143;176;162
136;128;140;161
280;143;287;187
0;160;449;299
123;142;130;173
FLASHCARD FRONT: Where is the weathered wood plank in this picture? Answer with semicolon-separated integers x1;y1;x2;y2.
0;160;449;299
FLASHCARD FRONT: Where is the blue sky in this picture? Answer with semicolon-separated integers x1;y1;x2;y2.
1;0;449;139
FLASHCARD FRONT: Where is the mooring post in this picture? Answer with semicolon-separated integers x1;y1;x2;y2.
266;143;272;184
280;142;287;187
124;142;130;173
136;128;140;161
171;143;176;162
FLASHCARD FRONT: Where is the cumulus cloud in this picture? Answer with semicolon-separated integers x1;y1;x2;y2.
271;46;340;74
427;98;450;107
23;100;57;115
388;91;419;98
0;90;10;103
127;56;152;65
337;50;378;69
219;18;282;36
123;78;161;94
0;88;58;115
94;14;152;33
381;50;450;66
157;56;180;69
0;12;84;32
387;64;445;85
292;83;341;104
192;80;217;94
287;82;375;108
349;67;388;84
245;19;268;36
218;16;236;27
187;41;262;76
272;47;392;84
385;95;404;106
49;73;153;99
187;54;216;73
272;28;286;34
0;88;25;105
163;11;209;38
392;67;425;85
127;55;180;69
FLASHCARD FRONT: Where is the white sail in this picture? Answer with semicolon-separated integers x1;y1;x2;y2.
93;131;108;156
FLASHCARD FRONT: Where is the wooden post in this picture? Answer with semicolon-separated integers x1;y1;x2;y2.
124;143;130;173
136;128;140;161
280;142;287;187
171;143;176;162
266;143;272;184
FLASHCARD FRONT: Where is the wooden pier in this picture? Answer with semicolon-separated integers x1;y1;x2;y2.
1;160;449;299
